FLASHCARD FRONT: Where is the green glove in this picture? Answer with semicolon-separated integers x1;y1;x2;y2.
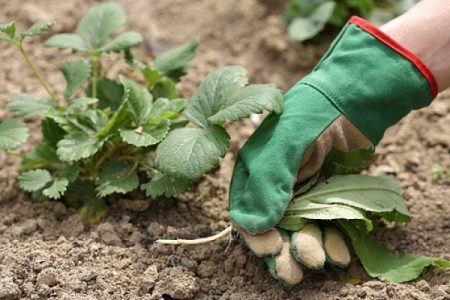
229;16;437;285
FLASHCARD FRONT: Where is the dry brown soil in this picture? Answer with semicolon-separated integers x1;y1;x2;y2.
0;0;449;299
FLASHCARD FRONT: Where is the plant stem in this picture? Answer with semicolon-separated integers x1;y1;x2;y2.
17;42;58;105
91;53;101;106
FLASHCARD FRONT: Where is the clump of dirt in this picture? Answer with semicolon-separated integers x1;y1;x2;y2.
0;0;449;299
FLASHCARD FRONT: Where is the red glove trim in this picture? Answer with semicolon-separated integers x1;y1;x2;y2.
349;16;438;99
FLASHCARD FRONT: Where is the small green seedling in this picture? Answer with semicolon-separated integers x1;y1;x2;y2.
0;3;283;222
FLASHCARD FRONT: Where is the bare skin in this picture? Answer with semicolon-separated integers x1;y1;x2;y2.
381;0;450;92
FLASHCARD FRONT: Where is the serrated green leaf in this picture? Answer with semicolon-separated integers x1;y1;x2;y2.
0;119;28;150
321;148;376;177
57;131;105;161
156;125;230;180
43;178;69;199
150;98;186;119
184;66;248;128
154;37;199;82
87;78;124;110
288;2;336;42
18;169;52;192
208;84;283;124
7;94;54;119
21;142;60;170
22;20;55;37
58;164;81;182
120;76;153;125
96;161;139;197
339;220;450;283
141;169;191;198
0;21;16;39
76;2;126;49
140;67;178;99
120;119;170;147
288;175;410;222
45;33;88;52
61;59;92;99
99;31;143;52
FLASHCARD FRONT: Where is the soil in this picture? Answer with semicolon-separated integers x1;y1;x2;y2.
0;0;449;299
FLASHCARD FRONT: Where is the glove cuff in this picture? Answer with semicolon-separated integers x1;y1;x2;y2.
301;16;437;144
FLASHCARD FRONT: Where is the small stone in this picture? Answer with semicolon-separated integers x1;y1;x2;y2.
140;265;158;293
37;268;60;287
154;267;198;299
416;279;430;292
96;222;122;246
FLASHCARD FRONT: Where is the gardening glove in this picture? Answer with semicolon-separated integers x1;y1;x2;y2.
229;16;437;285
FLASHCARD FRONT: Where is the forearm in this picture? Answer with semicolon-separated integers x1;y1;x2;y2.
380;0;450;92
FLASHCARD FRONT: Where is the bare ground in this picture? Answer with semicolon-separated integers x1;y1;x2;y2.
0;0;449;299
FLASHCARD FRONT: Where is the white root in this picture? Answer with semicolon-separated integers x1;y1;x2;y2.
155;225;233;245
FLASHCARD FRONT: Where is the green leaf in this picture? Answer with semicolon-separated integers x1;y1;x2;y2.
76;2;126;49
0;119;28;150
288;2;336;42
96;161;139;197
21;142;59;170
339;220;450;283
140;67;178;99
154;37;199;82
155;126;230;180
57;131;105;161
0;21;16;39
149;98;186;123
99;31;143;52
64;179;95;209
45;33;88;52
43;178;69;199
87;78;124;110
141;169;191;198
120;76;153;125
18;169;52;192
42;117;66;147
278;216;309;232
321;148;376;177
208;84;283;124
61;59;92;99
22;20;55;37
7;94;54;119
58;164;81;182
120;119;170;147
184;66;248;128
288;175;411;222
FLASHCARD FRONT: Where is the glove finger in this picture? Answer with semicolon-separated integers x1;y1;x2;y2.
290;223;326;270
323;225;351;268
240;228;283;257
266;232;303;286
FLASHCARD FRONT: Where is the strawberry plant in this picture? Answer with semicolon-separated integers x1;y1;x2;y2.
0;3;282;221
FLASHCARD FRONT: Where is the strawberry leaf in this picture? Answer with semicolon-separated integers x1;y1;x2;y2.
76;2;126;49
61;59;92;99
0;21;16;39
155;125;230;180
120;119;170;147
208;84;283;124
0;119;28;150
87;78;124;110
141;169;191;198
22;20;55;37
96;161;139;197
7;94;55;119
57;131;106;161
18;169;52;192
99;31;143;52
184;66;248;128
154;37;199;82
120;76;153;125
45;34;88;52
43;178;69;199
21;142;59;170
